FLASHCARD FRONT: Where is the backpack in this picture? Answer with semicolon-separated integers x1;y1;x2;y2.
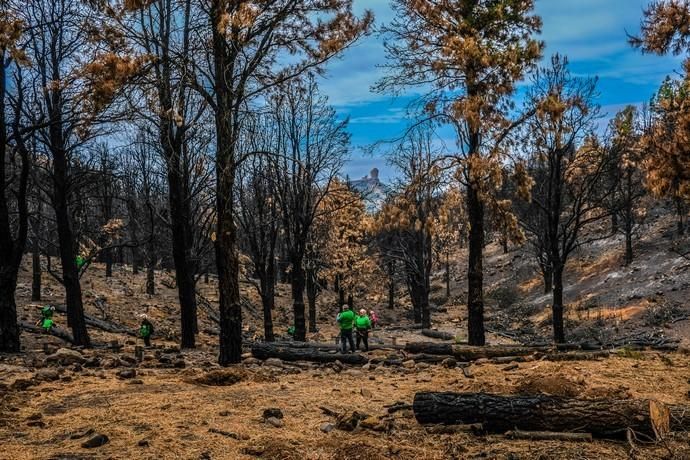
139;324;151;338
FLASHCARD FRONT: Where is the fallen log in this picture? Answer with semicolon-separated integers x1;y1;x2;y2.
251;342;367;365
51;305;137;337
269;341;403;352
20;322;74;343
403;342;453;355
421;329;455;341
505;430;592;442
404;343;551;360
413;392;670;440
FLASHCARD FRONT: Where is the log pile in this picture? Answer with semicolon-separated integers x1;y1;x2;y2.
413;392;671;439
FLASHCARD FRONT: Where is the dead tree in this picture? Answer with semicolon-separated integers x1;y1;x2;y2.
202;0;371;365
23;0;97;346
516;55;612;343
272;78;349;341
0;18;31;352
237;124;280;342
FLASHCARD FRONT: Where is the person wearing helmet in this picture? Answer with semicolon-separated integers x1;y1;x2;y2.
355;309;372;352
336;304;356;353
138;314;154;347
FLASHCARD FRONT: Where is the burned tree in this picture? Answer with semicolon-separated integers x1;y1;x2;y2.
272;78;350;341
0;3;30;351
200;0;371;364
377;0;543;345
374;126;444;328
605;106;646;265
237;117;281;342
517;55;611;343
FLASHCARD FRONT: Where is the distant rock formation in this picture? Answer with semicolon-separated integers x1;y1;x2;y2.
349;168;387;212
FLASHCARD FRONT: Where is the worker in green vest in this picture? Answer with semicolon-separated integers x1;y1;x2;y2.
355;309;372;352
38;305;55;332
138;314;154;347
76;255;86;269
336;304;356;353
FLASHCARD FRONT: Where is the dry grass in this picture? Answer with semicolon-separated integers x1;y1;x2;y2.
1;349;689;459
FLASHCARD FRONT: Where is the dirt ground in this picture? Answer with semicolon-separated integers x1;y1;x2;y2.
2;212;690;459
2;339;690;460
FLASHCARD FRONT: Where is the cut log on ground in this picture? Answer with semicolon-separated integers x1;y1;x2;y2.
404;343;551;360
421;329;454;341
413;392;671;440
505;430;592;441
268;341;403;352
251;342;367;365
20;322;74;343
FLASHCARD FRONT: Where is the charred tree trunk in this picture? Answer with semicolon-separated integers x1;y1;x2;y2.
676;197;685;236
466;180;485;346
126;198;142;275
168;182;197;349
211;20;243;363
542;264;552;294
216;187;242;365
31;199;42;301
53;148;90;347
32;248;41;302
445;253;451;300
388;260;395;309
260;271;275;342
104;247;113;278
413;392;669;440
145;205;156;296
0;270;20;352
624;224;633;266
552;263;565;343
623;171;634;265
291;257;307;341
306;267;317;333
338;286;345;307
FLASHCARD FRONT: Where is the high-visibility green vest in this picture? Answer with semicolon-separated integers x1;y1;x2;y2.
139;324;151;338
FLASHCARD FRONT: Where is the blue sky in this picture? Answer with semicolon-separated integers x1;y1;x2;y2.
317;0;685;182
